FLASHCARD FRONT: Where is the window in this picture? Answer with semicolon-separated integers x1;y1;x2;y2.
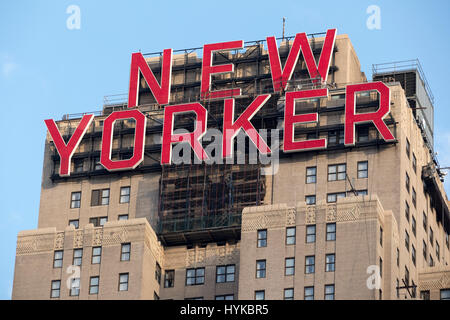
89;276;99;295
397;248;400;267
284;288;294;300
306;132;318;140
436;242;440;261
70;192;81;209
306;167;317;184
91;189;110;206
441;289;450;300
155;262;162;284
305;256;315;274
328;130;344;145
216;265;235;283
430;255;434;267
306;225;316;243
74;159;83;173
423;212;428;231
412;245;416;266
92;247;101;264
412;188;416;208
430;228;434;246
121;243;131;261
405;201;410;222
94;157;103;171
257;229;267;248
89;216;108;227
380;227;383;246
357;161;368;178
406;138;410;158
286;227;296;245
216;294;234;300
305;195;316;205
327;192;346;203
357;127;369;142
120;186;130;204
186;268;205;285
412;153;417;173
412;216;416;237
379;258;383;278
423;240;427;260
256;260;266;278
304;287;314;300
397;279;400;298
326;254;335;272
50;280;61;298
405;172;410;193
405;267;410;285
356;190;368;196
119;273;129;291
164;270;175;288
118;214;129;221
69;219;79;229
73;249;83;266
324;284;335;300
446;234;449;249
255;290;265;300
421;290;430;300
70;278;80;296
326;223;336;241
328;164;346;181
53;251;63;268
405;230;410;251
285;258;295;276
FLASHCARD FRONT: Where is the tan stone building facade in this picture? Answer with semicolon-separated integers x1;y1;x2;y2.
12;32;450;300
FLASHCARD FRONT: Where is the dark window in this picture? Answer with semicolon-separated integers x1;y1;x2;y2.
70;277;80;296
164;270;175;288
257;229;267;248
94;157;103;170
380;227;383;246
89;216;108;227
73;249;82;266
436;242;440;261
326;223;336;241
121;243;131;261
306;167;317;184
89;276;99;295
255;290;265;300
406;138;410;158
430;255;434;267
412;245;416;266
306;225;316;243
70;192;81;209
441;289;450;300
256;260;266;278
118;214;129;221
216;265;235;283
92;247;101;264
412;153;417;173
405;201;410;222
286;227;296;245
412;216;416;237
304;287;314;300
327;192;346;203
405;230;410;251
423;240;427;260
51;280;61;298
305;195;316;205
91;189;110;206
412;188;416;208
405;267;410;285
305;256;315;274
325;284;335;300
423;212;428;231
155;262;162;284
420;290;430;300
74;159;83;173
53;251;63;268
397;248;400;267
69;219;79;229
379;257;383;278
186;268;205;285
357;161;368;179
357;127;369;142
405;172;410;193
120;186;130;204
119;273;129;291
326;254;335;272
446;234;449;249
215;294;234;300
284;288;294;300
328;164;346;181
285;258;295;276
307;132;318;140
430;228;434;246
328;130;344;145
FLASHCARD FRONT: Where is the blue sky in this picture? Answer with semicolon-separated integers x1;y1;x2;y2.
0;0;449;299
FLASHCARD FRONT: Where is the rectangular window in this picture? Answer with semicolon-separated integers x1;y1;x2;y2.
215;294;234;300
405;201;410;222
164;270;175;288
89;276;99;295
328;130;344;145
423;212;428;231
74;159;83;173
121;243;131;261
285;258;295;276
441;289;450;300
53;250;63;268
306;167;317;184
304;287;314;300
70;191;81;209
325;284;335;300
397;248;400;267
405;230;410;251
94;157;103;170
436;242;440;261
326;254;335;272
405;172;410;193
412;188;416;208
91;189;110;206
119;273;129;291
328;164;346;181
430;228;434;246
305;256;315;274
406;138;410;158
73;249;82;266
120;186;130;204
357;127;369;142
118;214;129;221
412;153;417;173
69;219;79;229
446;234;449;249
305;195;316;205
89;216;108;227
327;192;346;203
423;240;427;260
255;290;265;300
379;257;383;278
186;268;205;285
421;290;430;300
380;227;383;246
70;277;80;296
216;265;235;283
405;267;410;285
326;223;336;241
286;227;296;245
412;245;416;266
284;288;294;300
357;161;368;179
155;262;162;284
51;280;61;298
430;255;434;267
92;247;101;264
257;229;267;248
306;225;316;243
412;216;416;237
256;260;266;278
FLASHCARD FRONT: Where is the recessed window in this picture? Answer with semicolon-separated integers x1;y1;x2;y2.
306;167;317;184
357;161;368;179
324;284;335;300
327;192;346;203
304;287;314;300
155;262;162;284
412;188;416;208
326;254;335;272
257;229;267;248
118;214;129;221
436;242;440;261
70;192;81;209
92;247;101;264
120;186;131;204
406;138;410;158
328;164;346;181
284;288;294;300
70;277;80;296
53;250;63;268
119;273;129;291
405;230;410;251
357;127;369;142
328;130;344;145
305;195;316;205
412;153;417;173
405;172;410;193
421;290;430;300
94;157;103;171
69;219;79;229
286;227;296;245
412;216;416;237
256;260;266;278
326;223;336;241
430;255;434;267
380;227;383;246
73;249;83;266
446;234;449;249
164;270;175;288
216;265;235;283
186;268;205;285
285;258;295;276
423;240;427;260
74;159;84;173
306;225;316;243
121;243;131;261
441;289;450;300
305;256;315;274
423;212;428;231
405;267;410;285
405;201;410;222
50;280;61;298
91;189;110;206
216;294;234;300
379;257;383;278
430;228;434;246
89;276;99;295
255;290;265;300
89;216;108;227
412;245;416;266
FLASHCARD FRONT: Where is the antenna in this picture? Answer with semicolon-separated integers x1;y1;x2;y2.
282;17;286;40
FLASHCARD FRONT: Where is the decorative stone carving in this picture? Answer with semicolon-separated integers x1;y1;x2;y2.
326;204;337;222
54;232;64;250
286;208;296;226
306;206;316;224
92;228;103;247
73;230;84;248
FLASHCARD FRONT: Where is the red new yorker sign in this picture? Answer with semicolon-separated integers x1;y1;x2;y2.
45;29;395;177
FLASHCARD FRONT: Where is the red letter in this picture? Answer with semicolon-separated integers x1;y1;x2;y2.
344;82;395;146
44;114;94;177
283;89;328;152
127;50;172;108
267;29;336;91
161;103;208;164
100;110;147;171
222;94;272;158
200;40;243;100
